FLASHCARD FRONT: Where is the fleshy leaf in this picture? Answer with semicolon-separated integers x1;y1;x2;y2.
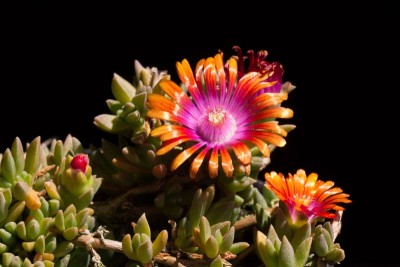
279;236;295;267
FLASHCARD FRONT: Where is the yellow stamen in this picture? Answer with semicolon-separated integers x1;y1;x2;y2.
208;107;225;125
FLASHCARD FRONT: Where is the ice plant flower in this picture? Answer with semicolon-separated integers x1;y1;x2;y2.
147;49;293;179
265;169;351;223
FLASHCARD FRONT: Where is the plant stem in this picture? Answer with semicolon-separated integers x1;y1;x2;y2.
233;215;256;231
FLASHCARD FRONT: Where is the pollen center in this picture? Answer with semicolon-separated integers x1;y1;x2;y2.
208;107;225;125
196;106;237;143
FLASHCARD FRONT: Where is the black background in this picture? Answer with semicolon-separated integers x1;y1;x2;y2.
1;3;397;266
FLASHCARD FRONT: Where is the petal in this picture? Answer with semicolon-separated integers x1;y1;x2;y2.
208;147;219;178
190;146;211;179
247;137;270;157
246;93;288;111
249;121;288;137
171;142;205;171
226;57;238;95
265;172;287;200
249;107;294;121
253;132;287;147
304;173;318;194
156;137;191;155
214;53;226;100
293;173;306;196
159;127;194;141
151;124;180;137
147;110;178;123
230;72;260;104
177;59;203;103
220;147;234;177
147;94;179;114
231;142;252;165
159;80;195;111
204;57;218;105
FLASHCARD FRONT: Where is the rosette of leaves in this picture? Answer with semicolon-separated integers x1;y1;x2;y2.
91;61;171;193
193;216;249;260
256;224;313;267
0;136;100;267
94;60;170;144
256;199;345;267
311;222;345;265
172;185;249;262
46;153;102;212
122;213;168;265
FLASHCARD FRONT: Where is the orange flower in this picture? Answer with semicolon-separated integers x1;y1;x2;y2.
265;169;351;222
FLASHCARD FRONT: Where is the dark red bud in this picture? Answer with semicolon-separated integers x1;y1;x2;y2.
70;154;89;172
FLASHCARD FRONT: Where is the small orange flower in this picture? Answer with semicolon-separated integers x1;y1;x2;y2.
265;169;351;222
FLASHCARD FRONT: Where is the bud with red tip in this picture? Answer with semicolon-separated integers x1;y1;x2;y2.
70;154;89;173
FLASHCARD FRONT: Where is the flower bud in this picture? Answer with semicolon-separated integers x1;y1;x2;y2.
70;154;89;173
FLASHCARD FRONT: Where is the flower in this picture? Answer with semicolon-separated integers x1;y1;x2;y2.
265;169;351;222
147;48;293;179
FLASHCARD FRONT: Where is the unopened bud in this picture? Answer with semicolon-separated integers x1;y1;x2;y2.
70;154;89;172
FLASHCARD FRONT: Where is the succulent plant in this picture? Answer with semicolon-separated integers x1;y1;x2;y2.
0;135;101;267
256;224;312;267
311;223;345;265
91;61;173;196
1;46;351;267
193;217;249;259
121;213;168;265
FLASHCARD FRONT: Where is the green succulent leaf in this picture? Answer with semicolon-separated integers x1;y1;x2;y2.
256;231;278;267
324;247;345;263
112;73;136;104
219;226;235;254
34;235;46;253
279;236;295;267
291;223;311;250
1;149;16;183
11;137;25;175
2;201;25;227
209;255;223;267
134;214;151;237
295;237;312;267
314;234;329;257
62;227;78;241
94;114;130;133
205;236;219;259
122;234;136;260
53;241;74;258
199;216;211;245
24;137;41;176
229;242;249;255
152;230;168;257
54;255;71;267
136;239;153;264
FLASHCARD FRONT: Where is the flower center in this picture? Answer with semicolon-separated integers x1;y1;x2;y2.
196;106;237;143
208;107;226;125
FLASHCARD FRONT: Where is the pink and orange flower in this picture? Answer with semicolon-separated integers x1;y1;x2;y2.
265;169;351;222
147;48;293;179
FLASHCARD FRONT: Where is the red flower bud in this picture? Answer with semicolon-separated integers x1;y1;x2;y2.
70;154;89;172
